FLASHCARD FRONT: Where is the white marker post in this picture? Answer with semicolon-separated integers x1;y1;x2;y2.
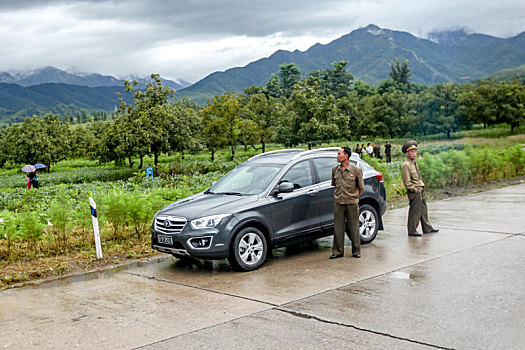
89;197;103;259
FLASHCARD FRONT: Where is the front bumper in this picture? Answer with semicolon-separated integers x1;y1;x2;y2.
150;219;233;259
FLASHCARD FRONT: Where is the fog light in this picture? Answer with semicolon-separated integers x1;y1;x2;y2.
190;237;211;248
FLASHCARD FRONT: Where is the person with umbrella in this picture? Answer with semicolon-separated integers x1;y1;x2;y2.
22;165;36;189
32;164;46;189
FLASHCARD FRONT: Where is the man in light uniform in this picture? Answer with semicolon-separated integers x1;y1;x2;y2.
401;141;439;236
330;146;364;259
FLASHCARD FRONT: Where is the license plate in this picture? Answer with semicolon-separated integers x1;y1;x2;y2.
158;234;173;245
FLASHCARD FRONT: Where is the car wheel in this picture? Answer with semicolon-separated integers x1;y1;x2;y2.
359;204;379;244
228;227;267;271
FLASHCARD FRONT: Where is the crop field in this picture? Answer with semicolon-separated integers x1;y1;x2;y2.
1;130;525;287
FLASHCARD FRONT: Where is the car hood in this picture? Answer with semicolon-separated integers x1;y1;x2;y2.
156;192;259;220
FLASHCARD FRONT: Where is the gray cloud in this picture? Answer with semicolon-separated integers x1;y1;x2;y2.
0;0;524;82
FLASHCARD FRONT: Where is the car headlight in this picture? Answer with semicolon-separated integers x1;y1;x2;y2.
190;214;230;230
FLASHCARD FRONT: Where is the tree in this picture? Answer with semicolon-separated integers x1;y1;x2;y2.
307;61;354;99
265;63;302;99
117;74;175;168
390;58;412;86
201;106;227;161
357;90;415;138
284;81;349;149
241;93;280;153
415;83;461;137
2;114;71;171
202;93;241;160
165;98;201;155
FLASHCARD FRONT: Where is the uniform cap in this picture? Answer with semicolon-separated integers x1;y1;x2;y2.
402;140;418;153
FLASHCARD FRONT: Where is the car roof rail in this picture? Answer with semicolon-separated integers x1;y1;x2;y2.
290;147;340;160
247;148;305;162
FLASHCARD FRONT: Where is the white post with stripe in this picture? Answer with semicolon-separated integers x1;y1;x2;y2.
89;197;103;259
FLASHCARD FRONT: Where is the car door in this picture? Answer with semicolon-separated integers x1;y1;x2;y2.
268;159;321;242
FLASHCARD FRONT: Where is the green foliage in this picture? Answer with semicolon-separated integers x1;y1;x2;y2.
1;114;71;171
46;198;72;251
417;145;525;188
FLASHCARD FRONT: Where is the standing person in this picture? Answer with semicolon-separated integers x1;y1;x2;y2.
401;141;439;237
385;141;392;163
360;144;366;157
366;143;373;157
26;172;35;189
330;146;364;259
33;171;39;189
354;143;361;155
145;164;154;179
373;142;382;159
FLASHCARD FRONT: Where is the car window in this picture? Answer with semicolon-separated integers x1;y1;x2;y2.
313;157;357;183
211;163;283;195
279;160;314;189
312;157;337;183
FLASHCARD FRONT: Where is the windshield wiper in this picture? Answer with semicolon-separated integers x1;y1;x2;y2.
214;191;244;196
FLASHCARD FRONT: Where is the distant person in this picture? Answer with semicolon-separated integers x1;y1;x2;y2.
26;172;35;189
330;146;364;259
361;144;366;157
401;140;439;237
385;141;392;163
354;144;361;155
373;142;382;159
33;171;39;189
145;164;154;179
366;143;373;157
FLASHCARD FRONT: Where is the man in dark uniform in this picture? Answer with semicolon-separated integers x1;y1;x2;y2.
330;146;364;259
373;142;382;159
385;141;392;163
401;141;439;236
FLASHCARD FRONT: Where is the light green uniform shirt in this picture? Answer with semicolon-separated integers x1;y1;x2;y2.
401;158;425;192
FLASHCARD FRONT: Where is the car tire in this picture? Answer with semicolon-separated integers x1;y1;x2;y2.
359;204;379;244
228;227;267;271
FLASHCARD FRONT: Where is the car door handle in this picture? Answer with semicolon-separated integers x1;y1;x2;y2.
307;189;318;196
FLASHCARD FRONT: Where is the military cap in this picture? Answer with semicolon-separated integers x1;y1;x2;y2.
402;140;418;153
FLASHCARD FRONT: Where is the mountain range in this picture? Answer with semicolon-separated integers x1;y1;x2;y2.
0;66;191;90
179;24;525;102
1;24;525;121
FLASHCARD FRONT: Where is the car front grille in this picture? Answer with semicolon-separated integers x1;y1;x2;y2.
155;215;187;234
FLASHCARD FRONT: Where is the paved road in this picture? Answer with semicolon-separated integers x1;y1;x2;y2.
1;184;524;349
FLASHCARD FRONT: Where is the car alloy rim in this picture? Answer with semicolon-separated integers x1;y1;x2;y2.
359;210;376;238
238;232;263;265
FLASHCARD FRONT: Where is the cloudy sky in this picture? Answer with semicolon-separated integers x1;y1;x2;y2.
1;0;524;83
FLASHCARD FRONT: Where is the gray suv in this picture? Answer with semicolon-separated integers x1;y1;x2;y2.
151;148;387;271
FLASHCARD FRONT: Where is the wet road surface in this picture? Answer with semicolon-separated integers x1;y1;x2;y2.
1;183;524;349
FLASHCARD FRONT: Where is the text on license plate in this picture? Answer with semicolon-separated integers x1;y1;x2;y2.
158;235;173;245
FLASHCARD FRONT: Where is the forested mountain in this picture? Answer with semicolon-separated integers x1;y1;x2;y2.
0;83;133;123
0;68;190;122
0;66;191;90
484;64;525;83
180;24;525;102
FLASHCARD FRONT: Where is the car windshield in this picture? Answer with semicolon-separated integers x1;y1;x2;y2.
207;163;284;195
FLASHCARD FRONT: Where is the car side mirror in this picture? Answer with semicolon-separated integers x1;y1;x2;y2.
276;182;294;194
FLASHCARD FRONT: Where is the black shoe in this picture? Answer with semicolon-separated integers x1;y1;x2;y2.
408;232;422;237
424;228;439;234
330;254;344;259
353;254;361;258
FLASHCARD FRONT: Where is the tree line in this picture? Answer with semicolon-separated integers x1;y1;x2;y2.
1;60;525;170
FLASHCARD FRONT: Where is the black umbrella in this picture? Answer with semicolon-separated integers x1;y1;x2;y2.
33;164;47;170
